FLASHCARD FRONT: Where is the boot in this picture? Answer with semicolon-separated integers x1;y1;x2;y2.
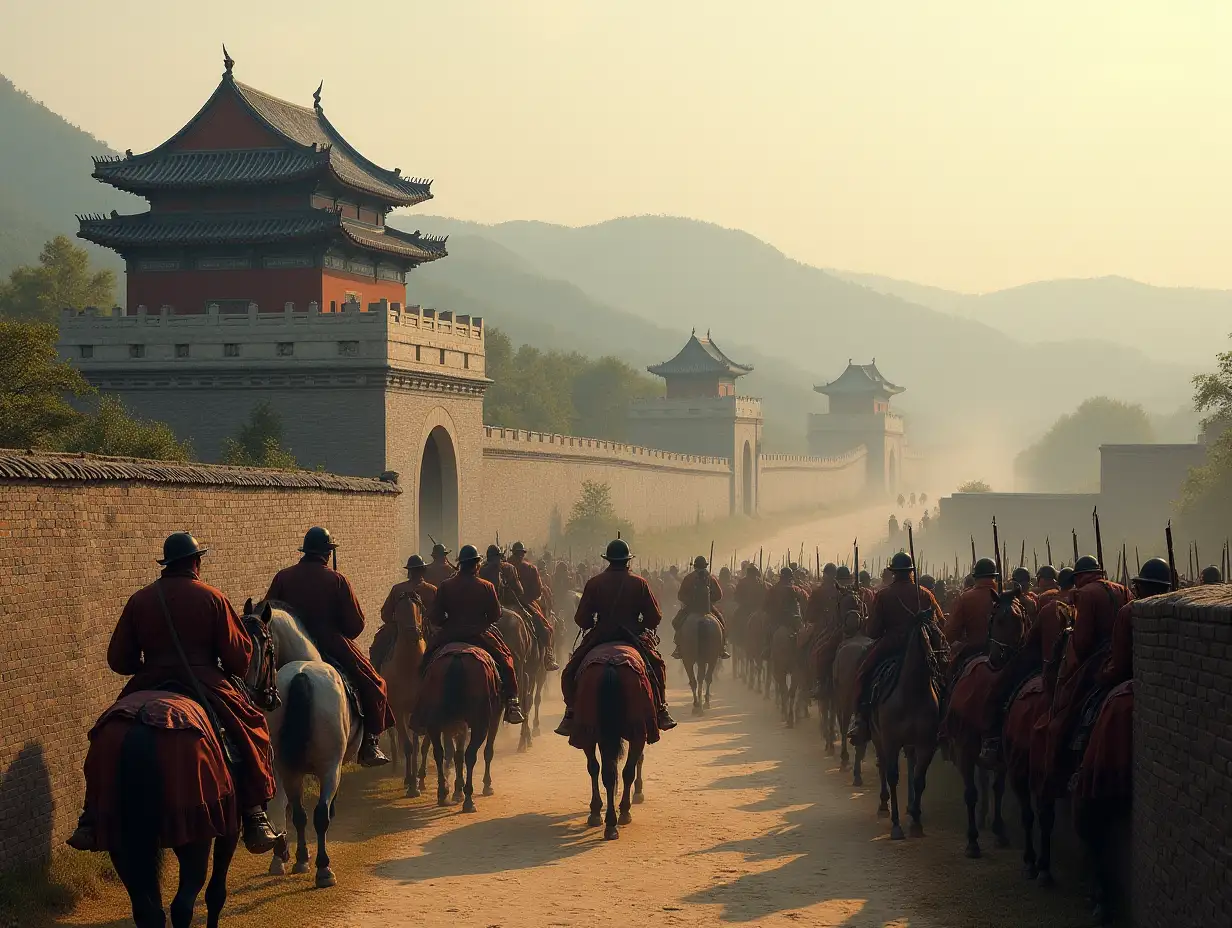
66;809;95;851
241;808;283;854
809;679;825;702
978;736;1002;768
504;698;527;725
720;635;731;660
846;712;870;746
657;706;678;731
358;734;390;767
543;645;559;672
554;709;574;736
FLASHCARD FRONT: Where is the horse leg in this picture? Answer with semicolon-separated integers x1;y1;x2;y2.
704;664;712;709
405;729;421;798
286;774;310;874
991;766;1010;848
462;723;483;813
432;730;452;806
962;747;982;857
452;731;466;803
533;669;544;736
586;745;603;827
110;849;163;928
267;774;291;875
909;744;934;838
204;832;238;928
886;748;905;840
1037;796;1056;886
977;766;990;830
482;710;498;797
618;743;641;825
169;841;210;928
602;741;620;840
687;664;702;715
399;717;417;797
313;765;341;888
853;739;867;788
633;754;645;804
876;747;890;817
417;733;430;792
1014;773;1038;878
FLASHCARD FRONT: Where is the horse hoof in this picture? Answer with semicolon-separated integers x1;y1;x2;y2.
965;843;982;859
825;744;836;757
604;826;619;841
1023;864;1039;880
405;785;419;799
315;867;336;889
462;800;477;814
909;823;924;838
995;832;1011;849
852;775;863;788
517;743;528;753
292;860;310;875
618;810;632;825
632;792;645;805
890;825;905;840
1037;871;1054;888
1091;902;1109;924
587;813;602;827
438;797;454;807
482;785;494;797
877;805;889;818
268;857;286;876
532;724;541;736
692;706;702;716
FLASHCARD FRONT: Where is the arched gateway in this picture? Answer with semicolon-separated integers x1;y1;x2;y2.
419;426;459;554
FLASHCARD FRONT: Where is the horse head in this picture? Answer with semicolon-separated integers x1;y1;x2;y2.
246;597;323;667
392;590;424;641
240;598;281;711
987;588;1028;671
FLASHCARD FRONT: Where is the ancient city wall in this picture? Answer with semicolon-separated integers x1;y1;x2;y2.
478;428;732;548
758;448;868;515
0;451;402;869
1131;587;1232;928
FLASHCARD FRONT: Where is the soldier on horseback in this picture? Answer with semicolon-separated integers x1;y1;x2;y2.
670;556;731;659
846;552;945;746
556;539;677;735
68;532;282;854
944;557;1000;668
763;566;807;657
507;541;560;671
424;542;456;588
423;545;527;725
371;555;437;669
807;565;858;700
266;527;394;768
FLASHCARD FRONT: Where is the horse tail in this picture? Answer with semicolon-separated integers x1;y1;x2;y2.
118;722;162;881
279;671;313;772
699;614;721;667
442;653;468;721
598;663;625;761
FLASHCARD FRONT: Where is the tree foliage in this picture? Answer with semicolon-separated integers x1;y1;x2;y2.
1014;396;1154;492
0;236;116;323
483;327;661;439
1180;343;1232;542
563;480;633;552
956;479;992;493
57;395;192;461
220;401;297;469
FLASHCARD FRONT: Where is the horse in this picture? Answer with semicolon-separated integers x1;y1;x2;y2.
375;591;427;798
941;589;1026;858
411;643;502;812
81;607;279;928
830;610;872;785
769;625;805;728
567;643;659;840
677;612;723;714
498;606;541;750
245;598;360;888
813;587;868;754
869;609;941;840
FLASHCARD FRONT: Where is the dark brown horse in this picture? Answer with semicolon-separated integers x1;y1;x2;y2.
816;587;868;754
568;643;659;840
499;606;543;751
830;609;872;784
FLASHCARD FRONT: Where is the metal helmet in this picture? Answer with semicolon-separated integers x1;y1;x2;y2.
485;544;502;560
158;531;209;565
1073;555;1102;575
406;554;426;571
431;543;449;558
835;565;853;583
693;555;709;570
299;526;337;555
822;562;837;577
1011;567;1032;587
457;544;481;565
1137;557;1174;590
972;557;999;579
858;570;872;585
1201;565;1223;584
779;566;794;581
602;539;633;563
719;566;731;580
889;551;914;572
511;541;527;555
1057;567;1076;590
1036;565;1058;582
745;563;759;576
919;574;936;590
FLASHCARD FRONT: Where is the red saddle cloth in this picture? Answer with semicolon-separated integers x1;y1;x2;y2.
1004;674;1046;781
411;643;501;731
1073;679;1133;803
85;690;236;851
941;655;997;739
570;644;659;750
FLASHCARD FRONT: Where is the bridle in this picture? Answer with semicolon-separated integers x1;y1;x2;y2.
986;599;1025;670
241;612;281;711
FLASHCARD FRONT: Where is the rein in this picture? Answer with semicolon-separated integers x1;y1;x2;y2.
241;613;282;711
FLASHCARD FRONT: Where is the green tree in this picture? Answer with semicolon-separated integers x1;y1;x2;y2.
220;401;297;468
0;320;92;448
58;394;192;461
956;479;992;493
1014;397;1154;492
564;480;633;552
0;236;116;323
1180;342;1232;542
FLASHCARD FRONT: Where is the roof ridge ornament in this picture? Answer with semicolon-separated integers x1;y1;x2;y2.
313;80;323;109
222;44;234;76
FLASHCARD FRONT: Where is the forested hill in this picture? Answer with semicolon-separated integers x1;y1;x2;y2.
0;74;134;278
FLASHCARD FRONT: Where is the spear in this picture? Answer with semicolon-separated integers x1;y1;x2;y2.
1046;536;1053;567
759;546;763;576
853;538;860;592
816;546;820;579
1135;546;1141;574
908;522;922;612
1019;540;1026;569
1188;543;1195;582
992;516;1003;593
970;535;977;569
1121;542;1129;587
1071;528;1079;564
1194;540;1201;574
1033;549;1038;574
1092;508;1105;572
1166;521;1177;591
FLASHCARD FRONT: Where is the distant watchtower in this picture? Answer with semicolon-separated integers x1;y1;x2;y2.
628;331;762;515
808;360;905;493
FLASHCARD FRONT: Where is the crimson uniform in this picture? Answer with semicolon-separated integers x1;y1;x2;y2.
424;572;520;701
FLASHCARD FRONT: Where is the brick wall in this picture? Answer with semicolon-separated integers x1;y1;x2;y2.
758;448;868;515
0;452;402;869
1131;587;1232;927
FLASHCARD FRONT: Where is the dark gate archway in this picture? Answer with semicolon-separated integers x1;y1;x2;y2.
419;425;459;554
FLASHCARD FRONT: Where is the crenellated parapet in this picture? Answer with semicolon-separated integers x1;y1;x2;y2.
760;446;869;469
483;426;731;473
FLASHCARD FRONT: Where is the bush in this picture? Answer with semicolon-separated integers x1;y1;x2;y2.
220;401;297;468
956;479;992;493
1014;397;1154;492
563;481;632;552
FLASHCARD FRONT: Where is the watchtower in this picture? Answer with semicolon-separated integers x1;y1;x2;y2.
628;331;762;515
808;359;904;493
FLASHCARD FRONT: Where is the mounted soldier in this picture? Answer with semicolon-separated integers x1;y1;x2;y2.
68;532;281;854
1201;564;1223;585
556;539;676;735
670;555;731;660
423;544;527;725
266;526;394;768
371;554;437;669
943;557;1000;670
507;541;560;671
763;566;807;657
734;563;768;615
846;552;945;746
424;542;456;588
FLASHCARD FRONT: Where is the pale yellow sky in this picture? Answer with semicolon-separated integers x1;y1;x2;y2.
4;1;1231;292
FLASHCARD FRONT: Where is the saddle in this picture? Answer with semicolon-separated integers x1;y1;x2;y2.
319;652;365;722
1070;683;1110;755
432;641;497;673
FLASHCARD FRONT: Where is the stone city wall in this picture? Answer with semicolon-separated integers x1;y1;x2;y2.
0;451;402;869
758;447;869;515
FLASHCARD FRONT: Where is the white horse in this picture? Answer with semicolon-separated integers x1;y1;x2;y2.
243;599;361;889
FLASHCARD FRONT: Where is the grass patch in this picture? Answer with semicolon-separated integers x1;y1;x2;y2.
0;850;118;928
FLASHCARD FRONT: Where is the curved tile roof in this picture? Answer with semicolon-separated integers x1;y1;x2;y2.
814;361;904;396
647;332;753;378
92;148;330;192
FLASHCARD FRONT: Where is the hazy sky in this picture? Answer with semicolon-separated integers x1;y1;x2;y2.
5;2;1232;292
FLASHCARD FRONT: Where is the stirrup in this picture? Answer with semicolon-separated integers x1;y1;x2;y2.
504;700;527;724
554;711;573;736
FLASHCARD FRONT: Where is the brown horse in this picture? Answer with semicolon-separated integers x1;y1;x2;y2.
869;609;941;840
678;612;723;714
377;592;427;797
567;643;660;840
830;610;872;784
411;644;502;812
498;606;542;750
769;625;805;728
816;588;868;753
